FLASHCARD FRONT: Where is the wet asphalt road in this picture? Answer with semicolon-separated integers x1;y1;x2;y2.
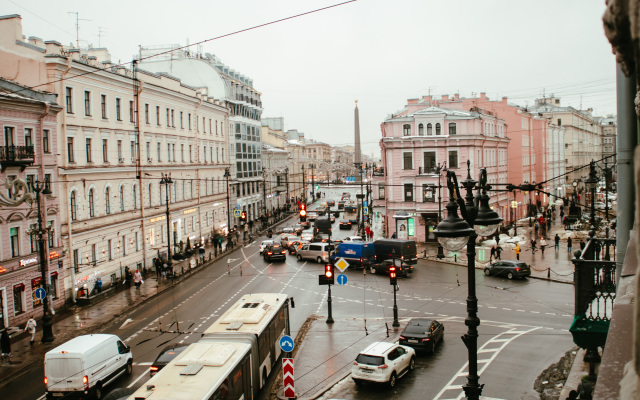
5;186;575;400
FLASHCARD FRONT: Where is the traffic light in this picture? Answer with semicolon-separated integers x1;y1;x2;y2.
240;211;246;221
389;265;397;286
299;204;307;222
319;264;334;285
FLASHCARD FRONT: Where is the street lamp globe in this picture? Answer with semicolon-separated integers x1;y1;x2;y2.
474;193;503;237
434;199;474;252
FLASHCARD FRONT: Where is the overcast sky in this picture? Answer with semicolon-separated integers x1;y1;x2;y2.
7;0;616;157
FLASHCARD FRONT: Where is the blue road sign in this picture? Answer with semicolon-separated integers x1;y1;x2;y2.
363;207;369;215
234;204;241;210
363;201;368;208
35;287;46;300
279;335;295;352
234;210;242;217
337;274;348;285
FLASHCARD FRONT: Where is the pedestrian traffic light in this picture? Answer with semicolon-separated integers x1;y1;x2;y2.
389;265;397;285
299;204;307;222
241;211;246;221
319;264;334;285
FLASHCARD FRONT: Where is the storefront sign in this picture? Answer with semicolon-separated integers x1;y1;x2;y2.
150;215;166;223
49;251;60;260
183;208;196;215
408;218;415;236
20;256;38;267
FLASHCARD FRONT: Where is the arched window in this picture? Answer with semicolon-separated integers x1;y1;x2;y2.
70;191;77;221
448;123;457;135
418;124;424;136
427;123;433;135
119;186;125;211
105;187;111;215
403;124;411;136
132;184;137;210
88;188;95;217
436;123;441;135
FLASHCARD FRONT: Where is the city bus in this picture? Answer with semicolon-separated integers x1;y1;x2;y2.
128;293;291;400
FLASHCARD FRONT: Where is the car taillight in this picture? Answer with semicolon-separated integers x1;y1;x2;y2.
399;336;405;340
421;338;431;342
44;377;48;385
281;251;286;254
515;267;521;271
150;366;159;371
360;257;362;263
401;255;404;260
378;364;389;369
267;252;273;255
83;375;89;390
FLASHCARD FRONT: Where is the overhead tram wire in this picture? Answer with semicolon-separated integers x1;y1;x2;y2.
8;0;358;96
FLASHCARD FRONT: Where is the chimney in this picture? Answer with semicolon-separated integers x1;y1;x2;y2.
28;36;44;48
101;61;112;69
68;48;80;61
502;96;508;103
442;94;449;102
454;93;460;100
408;98;418;105
45;40;62;55
480;92;487;100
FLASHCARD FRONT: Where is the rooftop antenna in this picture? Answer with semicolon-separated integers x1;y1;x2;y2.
96;27;107;48
67;12;91;49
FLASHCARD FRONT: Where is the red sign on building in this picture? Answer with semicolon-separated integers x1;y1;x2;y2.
283;358;294;399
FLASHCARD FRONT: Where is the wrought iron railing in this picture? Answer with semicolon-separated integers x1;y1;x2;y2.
0;145;35;161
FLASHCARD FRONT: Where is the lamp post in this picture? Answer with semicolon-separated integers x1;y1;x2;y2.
311;164;315;201
355;162;365;237
435;162;446;259
160;173;173;268
285;167;290;206
585;161;598;233
224;168;231;233
32;180;55;342
433;160;502;400
603;161;613;260
511;190;518;237
301;164;306;204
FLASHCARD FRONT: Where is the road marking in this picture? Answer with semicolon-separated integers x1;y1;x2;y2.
120;318;134;329
127;368;150;388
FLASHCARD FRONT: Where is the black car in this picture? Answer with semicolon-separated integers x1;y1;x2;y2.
399;319;444;353
338;201;345;210
484;260;531;279
150;344;189;377
263;244;287;262
369;259;413;277
316;207;327;216
311;233;330;243
326;199;336;207
339;220;352;229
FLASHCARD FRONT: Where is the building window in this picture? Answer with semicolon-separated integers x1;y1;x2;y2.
43;129;50;153
119;186;125;211
427;123;433;135
47;220;54;248
73;249;79;273
418;124;424;136
13;285;24;314
50;273;58;299
403;124;411;136
10;227;19;257
122;235;127;256
105;187;111;214
436;123;441;135
448;151;458;169
103;139;108;162
65;87;73;113
171;110;175;127
166;108;170;127
116;98;122;121
88;188;95;217
132;184;137;210
423;151;436;172
180;111;184;129
108;239;113;260
24;128;32;148
145;103;149;124
85;138;92;163
403;152;413;170
101;94;107;119
403;184;414;202
67;137;74;163
448;122;457;135
70;191;77;221
148;183;152;207
157;142;161;162
378;184;385;199
188;113;191;130
91;243;96;265
29;223;38;253
156;106;160;126
423;184;435;202
84;91;91;116
129;100;135;123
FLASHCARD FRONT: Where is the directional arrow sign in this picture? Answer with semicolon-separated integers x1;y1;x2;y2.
283;358;295;399
279;335;294;352
34;287;46;300
337;274;348;285
335;257;349;272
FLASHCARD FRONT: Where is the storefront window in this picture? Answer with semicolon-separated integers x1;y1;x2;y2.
13;284;24;314
50;273;58;299
32;277;42;307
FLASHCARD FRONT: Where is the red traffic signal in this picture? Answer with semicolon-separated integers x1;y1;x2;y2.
389;265;397;285
325;264;333;278
319;264;334;285
299;204;307;221
241;211;246;220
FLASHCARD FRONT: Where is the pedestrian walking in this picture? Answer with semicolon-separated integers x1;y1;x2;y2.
95;276;102;294
124;267;132;288
567;237;573;252
1;328;11;362
515;243;521;260
540;238;547;254
490;245;496;261
133;269;143;289
555;234;560;251
496;244;503;260
368;229;374;241
24;316;37;345
534;221;539;235
531;238;537;254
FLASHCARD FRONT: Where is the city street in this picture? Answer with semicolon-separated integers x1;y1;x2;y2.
2;186;575;400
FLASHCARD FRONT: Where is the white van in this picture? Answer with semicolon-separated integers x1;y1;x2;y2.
44;334;133;399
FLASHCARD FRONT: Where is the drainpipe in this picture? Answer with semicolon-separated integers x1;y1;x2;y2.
135;75;148;274
194;96;203;243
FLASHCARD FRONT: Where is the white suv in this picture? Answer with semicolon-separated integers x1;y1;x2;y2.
351;341;415;388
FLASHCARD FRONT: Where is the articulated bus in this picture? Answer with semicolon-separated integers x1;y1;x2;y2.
129;293;291;400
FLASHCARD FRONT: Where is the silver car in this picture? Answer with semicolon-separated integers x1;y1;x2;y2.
296;242;334;263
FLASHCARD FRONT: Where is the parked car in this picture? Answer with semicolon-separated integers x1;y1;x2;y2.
296;242;335;263
339;220;352;230
484;260;531;279
344;236;364;243
398;319;444;353
594;202;606;210
263;243;287;262
150;344;188;377
44;334;133;400
259;240;274;254
351;341;415;388
326;199;336;206
369;259;413;276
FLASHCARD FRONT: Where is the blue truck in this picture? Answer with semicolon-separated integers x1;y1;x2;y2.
330;242;376;269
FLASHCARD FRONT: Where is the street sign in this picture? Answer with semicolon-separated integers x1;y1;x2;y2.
363;207;369;215
283;358;295;398
363;201;368;208
35;287;46;300
335;257;350;272
234;210;242;217
234;204;241;210
279;335;295;352
337;274;348;285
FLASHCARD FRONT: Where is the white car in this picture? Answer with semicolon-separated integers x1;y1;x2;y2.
259;240;274;254
301;230;314;242
351;341;415;388
344;236;365;243
307;211;318;221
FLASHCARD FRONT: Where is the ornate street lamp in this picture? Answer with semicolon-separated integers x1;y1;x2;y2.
584;160;598;234
224;167;231;233
160;173;173;269
435;162;446;259
33;180;55;342
433;161;502;400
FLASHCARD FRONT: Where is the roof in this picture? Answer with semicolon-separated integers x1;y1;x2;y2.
203;293;287;335
47;334;117;355
361;341;396;356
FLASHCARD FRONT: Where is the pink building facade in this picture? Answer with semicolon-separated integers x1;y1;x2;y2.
374;98;509;243
0;78;64;329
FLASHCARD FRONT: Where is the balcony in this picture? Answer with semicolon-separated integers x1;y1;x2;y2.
0;145;35;172
417;166;438;175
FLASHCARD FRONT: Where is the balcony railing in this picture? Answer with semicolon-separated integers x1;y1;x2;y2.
417;166;438;175
0;145;35;172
